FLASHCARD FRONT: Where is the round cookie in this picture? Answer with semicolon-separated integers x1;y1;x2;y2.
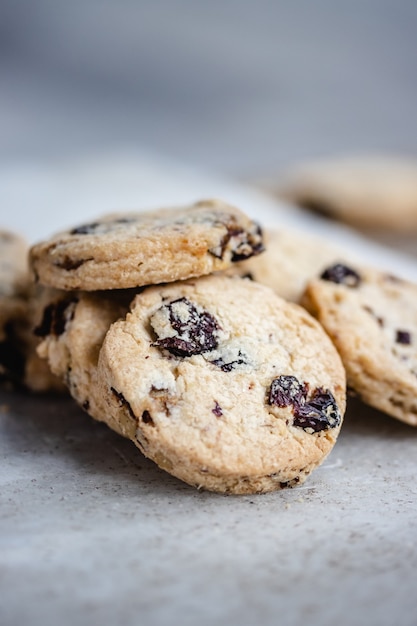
228;228;351;303
302;262;417;426
29;199;264;291
278;156;417;231
35;288;136;433
0;229;29;298
0;231;66;392
19;286;68;394
98;274;346;494
0;230;30;387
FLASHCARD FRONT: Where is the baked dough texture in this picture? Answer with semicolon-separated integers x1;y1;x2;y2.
98;275;346;494
228;228;350;302
302;262;417;426
29;199;264;291
35;289;136;432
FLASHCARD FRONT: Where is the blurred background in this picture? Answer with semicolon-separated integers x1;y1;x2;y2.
1;0;417;179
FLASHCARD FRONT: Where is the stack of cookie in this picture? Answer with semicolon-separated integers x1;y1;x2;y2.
3;198;416;493
1;199;348;494
0;230;65;392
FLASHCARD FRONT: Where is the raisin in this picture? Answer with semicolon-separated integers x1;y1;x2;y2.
110;387;136;420
320;263;361;287
293;388;341;432
70;217;135;235
54;256;93;271
267;376;341;432
209;221;264;261
152;298;222;357
396;330;411;345
212;401;223;417
70;222;100;235
211;349;249;372
34;297;78;337
230;224;264;262
268;375;308;408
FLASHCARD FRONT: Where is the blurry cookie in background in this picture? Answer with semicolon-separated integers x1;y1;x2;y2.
0;229;64;393
0;229;29;298
271;155;417;234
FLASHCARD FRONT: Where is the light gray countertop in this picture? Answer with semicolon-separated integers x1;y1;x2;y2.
2;392;417;626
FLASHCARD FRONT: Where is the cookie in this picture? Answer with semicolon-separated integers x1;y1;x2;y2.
0;229;64;392
18;286;69;394
0;297;28;388
0;230;31;387
278;156;417;231
35;288;136;432
29;199;264;291
228;228;350;302
302;263;417;426
98;274;346;494
0;229;29;298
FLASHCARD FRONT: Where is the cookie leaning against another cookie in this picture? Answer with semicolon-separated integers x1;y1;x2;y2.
35;288;137;434
29;199;264;291
302;262;417;426
227;228;351;303
98;274;346;494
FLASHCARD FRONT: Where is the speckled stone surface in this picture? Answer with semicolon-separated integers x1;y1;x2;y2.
1;391;417;626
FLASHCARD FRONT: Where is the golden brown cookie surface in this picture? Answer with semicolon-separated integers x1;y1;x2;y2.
29;200;264;291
